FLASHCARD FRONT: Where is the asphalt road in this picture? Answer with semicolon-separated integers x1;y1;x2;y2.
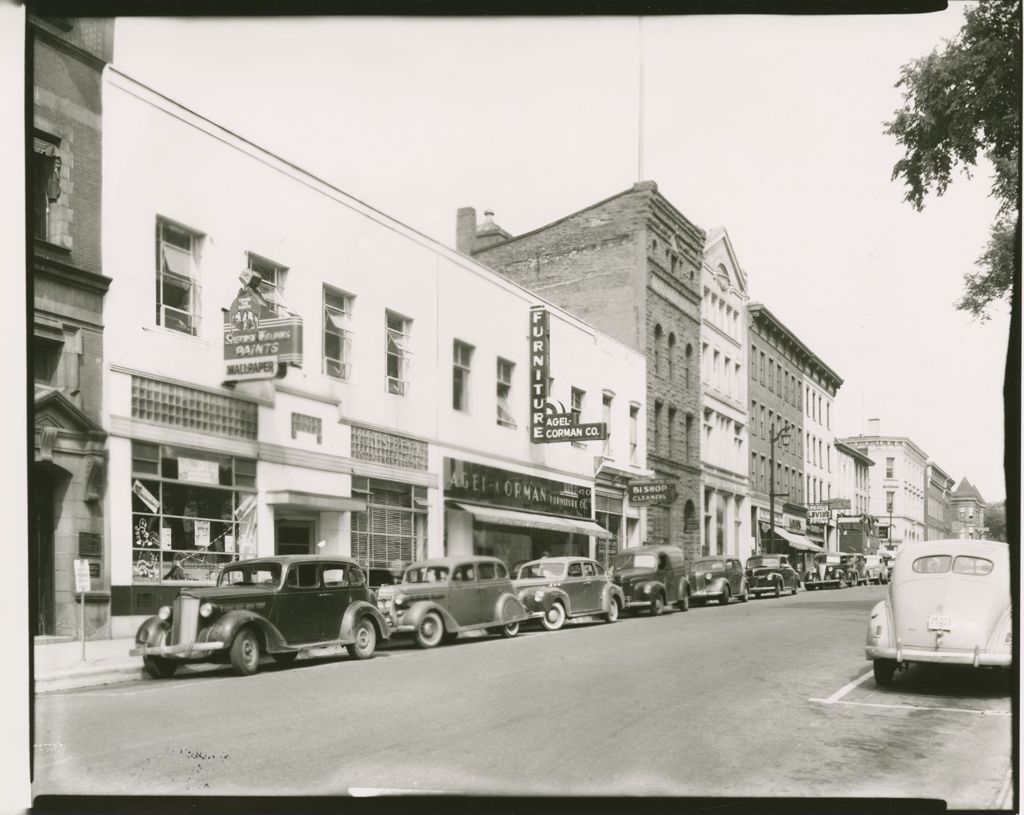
33;585;1013;806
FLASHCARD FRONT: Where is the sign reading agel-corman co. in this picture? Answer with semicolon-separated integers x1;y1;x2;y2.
444;457;593;519
223;278;303;382
628;479;677;505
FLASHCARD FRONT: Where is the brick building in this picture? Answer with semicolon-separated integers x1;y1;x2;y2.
950;477;987;539
458;181;705;561
924;461;955;540
30;16;114;637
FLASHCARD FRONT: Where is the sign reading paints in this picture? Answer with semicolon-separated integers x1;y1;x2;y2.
223;275;303;382
628;479;677;505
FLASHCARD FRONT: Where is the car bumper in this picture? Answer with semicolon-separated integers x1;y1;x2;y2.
750;586;780;595
866;644;1011;668
689;589;724;601
130;641;225;659
805;580;839;589
621;596;655;609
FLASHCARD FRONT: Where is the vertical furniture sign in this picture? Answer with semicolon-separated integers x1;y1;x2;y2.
529;306;550;442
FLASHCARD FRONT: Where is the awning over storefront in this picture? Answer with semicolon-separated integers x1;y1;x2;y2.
265;490;366;513
451;502;614;540
760;523;824;552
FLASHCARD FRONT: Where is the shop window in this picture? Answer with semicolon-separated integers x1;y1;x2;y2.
156;218;202;336
323;285;354;380
452;339;473;412
351;477;427;570
497;358;516;427
130;441;257;586
385;310;412;395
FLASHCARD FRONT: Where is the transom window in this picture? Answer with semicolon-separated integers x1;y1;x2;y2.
156;219;201;336
323;285;354;380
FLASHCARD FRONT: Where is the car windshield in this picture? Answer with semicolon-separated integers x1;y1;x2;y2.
517;562;566;579
218;562;282;587
748;557;780;569
693;560;724;572
613;552;658;570
403;566;450;584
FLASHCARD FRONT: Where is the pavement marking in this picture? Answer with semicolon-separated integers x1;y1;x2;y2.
349;787;458;797
818;670;874;704
994;765;1015;810
808;697;1012;716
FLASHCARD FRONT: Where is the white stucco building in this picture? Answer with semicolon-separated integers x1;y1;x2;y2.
101;68;649;636
802;362;842;549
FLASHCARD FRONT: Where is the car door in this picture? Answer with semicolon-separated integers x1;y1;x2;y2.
319;563;353;640
779;557;797;590
564;561;588;613
448;562;481;625
475;561;502;622
273;562;322;643
578;561;603;613
725;559;742;593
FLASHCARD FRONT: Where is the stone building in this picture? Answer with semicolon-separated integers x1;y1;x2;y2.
30;16;114;638
457;181;705;561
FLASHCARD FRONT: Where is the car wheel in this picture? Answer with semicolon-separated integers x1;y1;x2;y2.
650;593;664;616
720;587;731;606
230;628;261;676
790;583;798;596
541;602;566;632
605;598;620;623
739;582;749;602
774;582;782;598
873;659;897;686
837;575;847;589
346;617;377;660
271;651;298;666
414;611;445;649
143;656;177;679
677;591;690;612
500;621;520;638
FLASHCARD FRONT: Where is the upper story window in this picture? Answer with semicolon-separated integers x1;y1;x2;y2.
385;310;412;395
571;387;585;447
685;344;693;388
452;340;473;412
653;324;663;377
629;404;639;464
323;285;353;381
653;400;663;453
602;392;613;457
32;137;62;241
246;253;288;314
667;406;677;459
667;333;676;381
156;218;201;336
885;457;895;479
496;358;516;428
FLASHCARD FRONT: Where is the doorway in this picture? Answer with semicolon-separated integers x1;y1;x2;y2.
275;519;315;556
31;466;56;635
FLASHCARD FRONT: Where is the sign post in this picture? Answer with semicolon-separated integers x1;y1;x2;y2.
73;559;91;662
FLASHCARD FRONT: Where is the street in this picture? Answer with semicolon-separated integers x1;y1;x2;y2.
33;585;1012;807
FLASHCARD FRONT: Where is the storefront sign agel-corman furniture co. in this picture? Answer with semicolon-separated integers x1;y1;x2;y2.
445;457;594;519
627;479;677;505
529;306;608;444
223;272;303;382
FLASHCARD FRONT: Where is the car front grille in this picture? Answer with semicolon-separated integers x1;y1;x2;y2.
170;596;200;646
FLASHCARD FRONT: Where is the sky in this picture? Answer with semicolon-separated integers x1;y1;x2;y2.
108;11;1011;502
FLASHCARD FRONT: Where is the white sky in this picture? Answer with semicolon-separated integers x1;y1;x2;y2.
109;12;1011;502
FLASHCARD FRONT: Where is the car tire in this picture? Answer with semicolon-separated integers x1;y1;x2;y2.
650;593;664;616
791;583;798;596
541;602;566;632
346;617;377;660
720;587;731;606
605;598;620;623
414;611;445;649
677;591;690;612
442;631;460;645
143;656;177;679
271;651;298;667
230;628;261;676
837;575;847;589
774;582;782;598
873;658;897;686
500;621;520;638
739;582;749;602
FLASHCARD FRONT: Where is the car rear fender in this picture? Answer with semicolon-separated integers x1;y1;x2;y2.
866;599;893;649
340;601;391;642
986;607;1012;655
135;616;170;647
402;601;460;633
206;610;285;652
491;592;528;623
602;583;625;612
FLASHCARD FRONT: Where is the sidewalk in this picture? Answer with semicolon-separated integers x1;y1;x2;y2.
33;637;144;694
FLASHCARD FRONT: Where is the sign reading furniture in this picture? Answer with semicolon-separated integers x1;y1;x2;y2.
528;306;608;444
223;271;303;382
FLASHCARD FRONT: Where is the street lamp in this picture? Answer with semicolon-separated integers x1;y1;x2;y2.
768;420;792;554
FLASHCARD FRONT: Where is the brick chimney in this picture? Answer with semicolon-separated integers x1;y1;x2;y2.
456;207;478;255
867;418;881;435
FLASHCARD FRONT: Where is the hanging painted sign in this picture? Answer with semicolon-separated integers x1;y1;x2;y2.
223;272;303;382
627;479;677;505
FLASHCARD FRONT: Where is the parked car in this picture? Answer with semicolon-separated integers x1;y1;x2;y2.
610;544;690;614
375;556;528;648
863;554;887;585
804;552;846;590
745;554;800;598
841;553;870;586
513;557;625;630
130;555;390;678
686;557;748;605
865;539;1011;686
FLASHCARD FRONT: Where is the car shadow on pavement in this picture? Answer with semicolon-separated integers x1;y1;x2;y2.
873;662;1011;699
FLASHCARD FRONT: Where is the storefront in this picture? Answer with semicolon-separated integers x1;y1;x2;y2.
442;457;612;571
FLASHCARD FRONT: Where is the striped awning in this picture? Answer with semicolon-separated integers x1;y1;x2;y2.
760;522;825;552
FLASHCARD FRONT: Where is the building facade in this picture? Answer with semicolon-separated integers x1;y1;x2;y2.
30;16;115;637
102;69;649;637
835;440;877;554
699;228;750;559
459;181;705;561
924;461;955;540
840;420;927;552
950;478;987;539
801;350;843;551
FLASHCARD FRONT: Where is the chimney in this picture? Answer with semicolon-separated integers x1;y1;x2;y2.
456;207;478;255
867;418;881;436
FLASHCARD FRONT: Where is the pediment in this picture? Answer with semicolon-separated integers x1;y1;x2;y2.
33;387;104;435
704;227;748;295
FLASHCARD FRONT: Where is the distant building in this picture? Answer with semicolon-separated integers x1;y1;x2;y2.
459;182;706;561
801;349;843;550
924;461;955;540
950;478;987;539
835;441;877;554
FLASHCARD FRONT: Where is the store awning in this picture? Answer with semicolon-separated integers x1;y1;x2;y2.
451;502;614;540
265;491;366;513
760;522;824;552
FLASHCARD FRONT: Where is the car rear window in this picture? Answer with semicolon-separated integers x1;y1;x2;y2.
912;555;951;574
952;556;994;575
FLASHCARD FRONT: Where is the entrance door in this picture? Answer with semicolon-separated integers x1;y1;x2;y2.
32;467;55;636
276;520;315;556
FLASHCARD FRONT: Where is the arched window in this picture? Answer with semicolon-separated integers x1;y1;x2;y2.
653;323;663;377
684;500;697;533
685;344;693;388
667;333;676;381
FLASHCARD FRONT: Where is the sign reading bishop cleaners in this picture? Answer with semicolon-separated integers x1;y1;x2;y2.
529;306;608;444
223;275;303;382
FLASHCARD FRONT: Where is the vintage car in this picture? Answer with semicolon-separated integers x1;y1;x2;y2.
513;557;625;630
866;539;1011;686
841;553;870;586
804;552;847;589
744;554;800;598
686;557;749;605
375;556;528;648
863;554;888;585
610;544;690;613
130;555;390;678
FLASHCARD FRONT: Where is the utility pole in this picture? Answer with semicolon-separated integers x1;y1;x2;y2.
768;420;792;554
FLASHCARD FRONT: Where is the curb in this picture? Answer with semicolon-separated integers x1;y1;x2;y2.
36;665;145;694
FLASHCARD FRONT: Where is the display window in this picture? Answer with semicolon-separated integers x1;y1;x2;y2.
350;477;428;570
130;441;257;585
473;524;588;575
595;495;623;567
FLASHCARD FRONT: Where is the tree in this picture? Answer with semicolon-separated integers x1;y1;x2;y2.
885;0;1021;321
985;500;1007;541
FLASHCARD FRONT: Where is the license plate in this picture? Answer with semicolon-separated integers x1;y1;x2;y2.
928;614;952;631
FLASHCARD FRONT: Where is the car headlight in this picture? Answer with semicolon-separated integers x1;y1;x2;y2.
157;606;172;621
199;602;215;618
643;585;651;594
533;590;545;603
705;573;712;581
393;593;406;607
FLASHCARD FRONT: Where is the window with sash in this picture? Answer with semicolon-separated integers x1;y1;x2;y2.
156;219;201;336
386;310;412;395
452;339;473;412
323;285;353;380
497;358;516;427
